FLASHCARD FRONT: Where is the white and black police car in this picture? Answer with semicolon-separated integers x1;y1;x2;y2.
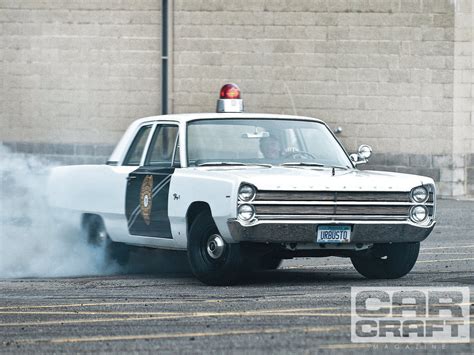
48;84;436;285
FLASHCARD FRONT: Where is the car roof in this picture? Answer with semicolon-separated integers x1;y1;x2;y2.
131;112;324;125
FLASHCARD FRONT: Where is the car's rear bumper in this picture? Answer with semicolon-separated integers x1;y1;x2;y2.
227;220;436;244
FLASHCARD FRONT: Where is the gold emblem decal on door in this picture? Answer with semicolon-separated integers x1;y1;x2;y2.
140;175;153;225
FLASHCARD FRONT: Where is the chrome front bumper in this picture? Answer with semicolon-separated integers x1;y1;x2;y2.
227;220;436;244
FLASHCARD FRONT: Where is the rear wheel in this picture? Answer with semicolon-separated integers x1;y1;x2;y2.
351;242;420;279
84;215;130;266
187;212;244;285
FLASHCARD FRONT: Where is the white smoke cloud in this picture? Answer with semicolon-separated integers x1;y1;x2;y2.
0;144;119;278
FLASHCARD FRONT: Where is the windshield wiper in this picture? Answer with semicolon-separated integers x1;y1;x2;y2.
245;163;272;168
196;162;247;167
281;162;350;170
196;162;272;168
281;162;325;167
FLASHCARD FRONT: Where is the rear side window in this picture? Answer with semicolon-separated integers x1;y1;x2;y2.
123;125;152;166
145;125;179;167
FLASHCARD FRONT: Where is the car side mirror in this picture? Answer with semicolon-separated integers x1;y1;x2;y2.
351;145;372;165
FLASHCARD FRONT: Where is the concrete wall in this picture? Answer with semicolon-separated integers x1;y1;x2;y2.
1;0;473;197
452;0;474;196
0;0;161;146
173;0;455;156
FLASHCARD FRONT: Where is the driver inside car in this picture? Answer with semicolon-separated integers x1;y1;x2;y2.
259;135;282;159
260;135;299;159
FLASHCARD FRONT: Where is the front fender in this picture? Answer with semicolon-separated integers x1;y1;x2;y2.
168;169;241;248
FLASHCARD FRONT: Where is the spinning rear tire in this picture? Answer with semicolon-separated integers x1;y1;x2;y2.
85;215;130;266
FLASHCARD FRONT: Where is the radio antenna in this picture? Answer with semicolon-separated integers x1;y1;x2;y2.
283;81;297;116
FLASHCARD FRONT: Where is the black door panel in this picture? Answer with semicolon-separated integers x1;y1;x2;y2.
125;167;174;238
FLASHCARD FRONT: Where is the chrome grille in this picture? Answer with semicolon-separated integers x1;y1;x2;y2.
253;190;433;221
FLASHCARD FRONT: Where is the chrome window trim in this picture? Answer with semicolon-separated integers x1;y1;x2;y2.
184;117;353;168
139;123;158;167
171;132;180;167
179;122;188;168
121;123;155;167
141;121;180;167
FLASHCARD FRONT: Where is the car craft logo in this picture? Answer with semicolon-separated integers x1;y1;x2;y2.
351;287;470;343
140;175;153;225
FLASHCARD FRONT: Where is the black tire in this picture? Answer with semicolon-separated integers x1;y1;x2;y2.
351;242;420;279
187;212;244;286
85;215;130;266
259;254;283;270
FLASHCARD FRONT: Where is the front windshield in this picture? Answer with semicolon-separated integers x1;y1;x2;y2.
186;118;352;168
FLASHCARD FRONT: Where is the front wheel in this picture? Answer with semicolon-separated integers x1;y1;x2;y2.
350;242;420;279
84;215;130;266
187;212;244;285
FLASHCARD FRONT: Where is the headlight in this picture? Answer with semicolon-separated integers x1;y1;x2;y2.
410;205;428;223
411;186;428;203
238;184;256;202
238;204;255;222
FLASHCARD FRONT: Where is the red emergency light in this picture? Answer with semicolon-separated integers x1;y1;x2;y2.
219;83;241;100
216;83;244;113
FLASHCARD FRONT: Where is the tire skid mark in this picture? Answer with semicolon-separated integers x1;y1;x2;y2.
0;306;341;316
11;323;474;345
422;244;474;250
1;307;472;327
0;293;358;310
284;256;474;270
422;252;474;255
417;257;474;264
0;300;223;311
11;325;343;345
0;307;348;326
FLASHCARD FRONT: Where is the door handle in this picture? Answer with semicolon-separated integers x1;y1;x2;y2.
127;176;137;181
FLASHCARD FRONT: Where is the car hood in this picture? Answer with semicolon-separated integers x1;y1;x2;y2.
198;166;433;192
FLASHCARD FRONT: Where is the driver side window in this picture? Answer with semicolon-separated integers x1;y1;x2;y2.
145;124;179;167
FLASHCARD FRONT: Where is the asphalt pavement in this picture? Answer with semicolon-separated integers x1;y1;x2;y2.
0;199;473;354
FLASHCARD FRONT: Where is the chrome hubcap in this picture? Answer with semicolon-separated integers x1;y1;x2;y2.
206;234;225;259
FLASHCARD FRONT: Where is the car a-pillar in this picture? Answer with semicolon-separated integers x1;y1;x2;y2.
186;201;247;285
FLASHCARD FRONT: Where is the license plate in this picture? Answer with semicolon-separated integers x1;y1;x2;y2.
316;226;351;243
